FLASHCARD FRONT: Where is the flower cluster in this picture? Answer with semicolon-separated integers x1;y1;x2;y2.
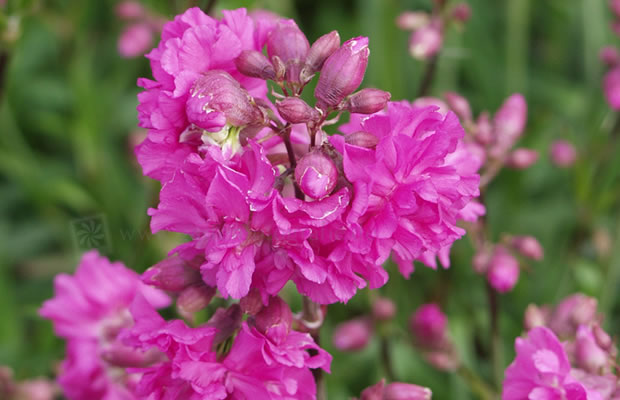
136;7;482;305
503;294;620;399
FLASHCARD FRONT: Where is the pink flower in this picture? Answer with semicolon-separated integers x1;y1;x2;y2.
118;23;154;58
604;66;620;110
502;326;589;400
550;139;577;167
409;22;443;60
487;245;520;293
490;94;527;157
410;303;447;349
332;318;372;351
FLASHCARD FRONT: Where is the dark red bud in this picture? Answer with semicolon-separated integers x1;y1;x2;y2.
235;50;276;80
276;97;320;124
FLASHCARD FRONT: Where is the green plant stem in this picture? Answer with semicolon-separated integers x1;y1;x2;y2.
417;55;438;98
379;335;396;382
458;365;497;400
486;283;502;390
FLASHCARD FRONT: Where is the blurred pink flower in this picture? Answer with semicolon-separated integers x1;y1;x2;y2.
550;139;577;167
118;23;154;58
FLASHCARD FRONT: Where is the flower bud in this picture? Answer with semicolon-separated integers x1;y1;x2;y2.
550;139;577;167
360;379;385;400
593;324;613;350
372;297;396;321
187;70;263;131
235;50;276;80
207;304;243;346
409;23;443;60
344;88;391;114
410;303;447;348
276;97;319;124
116;1;145;19
451;3;472;23
576;325;609;373
295;150;339;199
396;12;430;31
240;288;264;316
271;55;286;81
332;318;372;351
425;350;460;371
524;304;548;331
605;67;620;110
142;256;201;292
267;20;309;83
384;382;433;400
177;284;216;314
600;46;620;67
475;111;493;144
315;37;369;110
118;23;153;58
611;0;620;18
444;92;472;122
345;131;379;148
302;30;341;80
254;296;293;344
486;246;520;293
472;247;492;274
506;148;539;169
101;343;163;368
15;379;56;400
549;294;598;337
511;235;544;261
491;93;527;154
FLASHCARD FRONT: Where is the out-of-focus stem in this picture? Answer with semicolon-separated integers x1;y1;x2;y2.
0;50;8;103
379;335;396;381
204;0;218;15
486;283;502;390
302;296;326;400
457;365;496;400
417;55;438;98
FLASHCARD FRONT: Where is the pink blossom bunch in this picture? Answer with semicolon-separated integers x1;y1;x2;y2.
136;7;482;305
396;2;471;60
504;294;620;399
116;1;165;58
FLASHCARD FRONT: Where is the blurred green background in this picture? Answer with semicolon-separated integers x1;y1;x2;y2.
1;0;619;398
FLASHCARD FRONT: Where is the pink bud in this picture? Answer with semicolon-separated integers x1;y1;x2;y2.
142;256;201;292
593;324;613;350
396;12;430;31
492;94;527;154
452;3;472;23
444;92;472;122
576;325;609;373
613;21;620;37
604;67;620;110
267;20;309;83
235;50;276;80
118;23;153;58
472;247;492;274
315;37;369;110
254;296;292;344
475;111;493;144
333;318;372;351
611;0;620;18
0;366;15;397
523;304;548;331
600;46;620;67
303;30;341;79
550;139;577;167
101;343;163;368
487;246;520;293
511;235;544;261
15;379;56;400
276;97;319;124
360;379;385;400
345;131;380;148
344;88;391;114
116;1;145;19
410;303;447;348
409;23;443;60
207;305;243;346
240;288;264;316
506;148;539;169
177;284;216;314
295;150;339;199
549;294;598;337
425;350;460;371
187;70;263;131
372;297;396;321
384;382;433;400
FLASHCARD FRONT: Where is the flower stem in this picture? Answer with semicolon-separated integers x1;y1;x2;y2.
379;335;396;382
302;296;326;400
486;282;503;390
204;0;218;15
417;55;438;98
457;365;497;400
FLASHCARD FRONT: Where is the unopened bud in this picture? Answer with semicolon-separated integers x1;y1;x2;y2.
295;150;339;199
235;50;276;80
444;92;472;122
302;31;341;80
492;93;527;154
345;131;379;148
372;297;396;321
487;246;520;293
523;304;548;331
207;304;243;346
396;11;430;31
549;294;598;337
276;97;319;124
451;3;472;23
254;296;293;344
142;256;201;292
550;140;577;168
384;382;433;400
14;379;56;400
267;20;309;83
177;284;216;314
511;236;544;261
409;23;443;60
333;318;372;351
475;111;493;144
611;0;620;18
315;37;369;110
344;88;391;114
271;55;286;81
360;379;385;400
576;325;609;373
593;324;613;350
506;148;539;169
410;303;447;348
116;1;145;19
472;247;492;274
187;70;262;131
240;288;264;316
600;46;620;67
425;350;460;371
118;23;153;58
101;343;163;368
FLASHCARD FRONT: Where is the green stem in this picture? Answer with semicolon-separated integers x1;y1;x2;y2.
458;365;497;400
487;283;503;390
